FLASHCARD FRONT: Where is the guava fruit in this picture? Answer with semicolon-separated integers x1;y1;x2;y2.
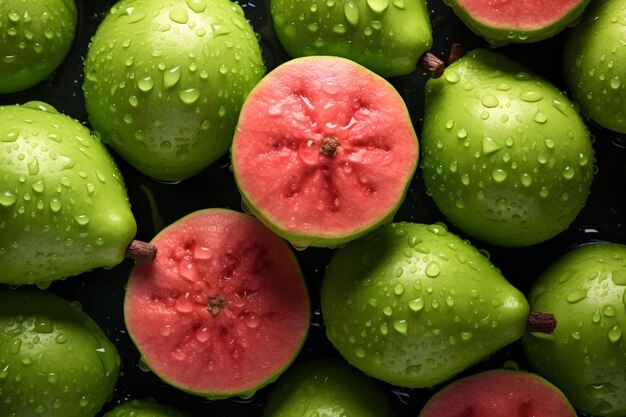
103;398;189;417
420;48;595;247
419;369;577;417
443;0;591;45
262;357;393;417
320;221;531;388
0;101;137;286
0;286;120;417
231;55;419;248
562;0;626;133
124;208;310;399
0;0;77;94
83;0;265;181
269;0;432;77
522;243;626;416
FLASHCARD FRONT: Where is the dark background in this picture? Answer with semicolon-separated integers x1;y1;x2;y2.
1;0;625;416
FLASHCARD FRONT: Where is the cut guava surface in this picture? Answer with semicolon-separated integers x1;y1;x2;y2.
231;56;419;248
446;0;591;44
124;209;310;398
419;369;576;417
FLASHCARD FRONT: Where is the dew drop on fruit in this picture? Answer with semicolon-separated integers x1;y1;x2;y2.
164;66;182;88
393;320;407;335
174;293;194;313
491;168;508;183
408;297;424;312
481;94;499;108
533;111;548;124
0;190;17;207
195;326;210;342
566;288;588;303
592;309;602;323
8;338;21;354
179;88;200;104
344;1;360;26
519;91;543;102
137;76;154;92
47;372;58;385
445;71;460;84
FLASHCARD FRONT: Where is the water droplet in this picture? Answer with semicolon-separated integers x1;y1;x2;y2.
33;317;53;334
610;77;621;89
379;322;388;335
284;24;297;38
482;136;503;154
74;215;90;226
179;88;200;104
492;168;508;183
481;94;499;108
344;2;360;25
164;66;182;88
445;71;460;84
425;261;440;278
603;305;617;317
174;293;193;313
608;325;622;343
137;76;154;92
456;128;468;139
520;91;543;102
534;111;548;124
245;314;260;329
169;7;189;24
0;190;17;208
408;297;425;312
520;173;533;187
354;346;366;358
366;0;389;13
47;372;58;384
8;338;21;354
186;0;206;13
28;157;40;175
394;283;405;295
55;334;67;344
393;320;407;334
8;10;20;22
566;289;588;303
562;166;575;180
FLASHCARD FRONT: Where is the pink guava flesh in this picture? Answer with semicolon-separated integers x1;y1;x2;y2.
232;56;418;241
420;370;576;417
124;209;309;396
457;0;581;29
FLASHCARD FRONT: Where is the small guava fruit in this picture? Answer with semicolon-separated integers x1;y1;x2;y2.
231;56;419;248
124;208;310;399
270;0;432;77
443;0;591;45
0;0;77;94
420;48;595;247
83;0;265;181
0;286;120;417
522;243;626;416
103;398;190;417
562;0;626;133
262;357;393;417
419;369;577;417
0;102;137;286
320;221;530;388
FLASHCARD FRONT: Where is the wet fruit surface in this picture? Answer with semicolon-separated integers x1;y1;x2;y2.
0;1;624;416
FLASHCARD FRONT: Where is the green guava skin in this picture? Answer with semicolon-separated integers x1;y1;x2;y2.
321;222;530;388
444;0;590;45
103;399;190;417
83;0;266;181
269;0;432;77
421;49;595;248
0;0;77;94
0;287;120;417
0;102;137;286
563;0;626;133
262;358;393;417
522;243;626;417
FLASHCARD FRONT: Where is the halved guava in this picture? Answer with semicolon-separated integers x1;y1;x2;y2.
231;56;419;248
444;0;591;44
419;369;577;417
124;209;310;399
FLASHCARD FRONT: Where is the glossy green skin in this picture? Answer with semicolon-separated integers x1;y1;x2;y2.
270;0;432;77
0;0;77;94
263;358;393;417
522;243;626;417
563;0;626;133
321;222;529;388
421;49;594;248
103;399;189;417
0;287;120;417
445;0;590;45
83;0;265;181
0;102;137;286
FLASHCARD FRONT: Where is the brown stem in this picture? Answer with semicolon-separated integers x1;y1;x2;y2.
526;311;557;334
417;51;445;79
320;135;340;157
207;295;227;316
448;43;465;65
125;240;157;262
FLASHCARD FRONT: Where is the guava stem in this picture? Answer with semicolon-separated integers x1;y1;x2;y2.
418;51;445;79
320;135;340;157
125;240;157;262
448;43;465;65
526;311;557;334
207;295;227;316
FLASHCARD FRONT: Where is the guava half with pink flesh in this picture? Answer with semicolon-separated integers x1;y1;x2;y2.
231;56;419;248
124;208;310;399
419;369;576;417
444;0;591;45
